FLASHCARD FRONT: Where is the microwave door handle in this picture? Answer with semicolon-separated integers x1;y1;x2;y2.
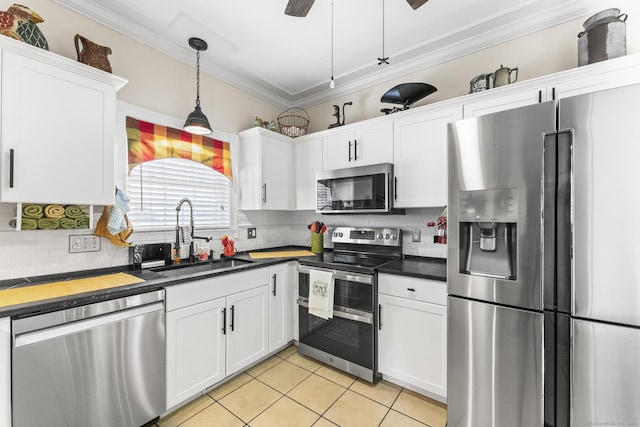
394;177;398;201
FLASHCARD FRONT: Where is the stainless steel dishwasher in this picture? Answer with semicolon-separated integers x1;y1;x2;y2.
12;290;165;427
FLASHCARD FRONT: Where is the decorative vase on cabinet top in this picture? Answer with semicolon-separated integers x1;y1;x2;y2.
578;8;627;66
0;4;48;50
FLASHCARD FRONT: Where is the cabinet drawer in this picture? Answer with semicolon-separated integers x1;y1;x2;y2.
378;273;446;305
166;268;268;311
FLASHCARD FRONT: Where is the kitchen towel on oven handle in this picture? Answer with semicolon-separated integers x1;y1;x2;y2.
308;269;334;320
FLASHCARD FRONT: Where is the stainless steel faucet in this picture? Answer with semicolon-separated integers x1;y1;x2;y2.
175;198;212;262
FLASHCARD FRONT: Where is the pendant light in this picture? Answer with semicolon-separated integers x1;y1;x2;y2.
184;37;212;135
377;0;389;65
329;0;335;88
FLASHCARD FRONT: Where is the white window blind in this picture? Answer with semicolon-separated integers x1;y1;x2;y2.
127;158;231;231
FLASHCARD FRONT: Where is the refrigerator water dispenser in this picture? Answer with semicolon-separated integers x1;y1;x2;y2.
458;188;518;280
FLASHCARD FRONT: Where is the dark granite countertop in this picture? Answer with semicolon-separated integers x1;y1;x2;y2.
0;245;445;318
378;256;447;281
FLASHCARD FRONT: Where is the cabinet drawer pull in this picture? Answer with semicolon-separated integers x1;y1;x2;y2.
348;141;352;162
407;288;416;292
272;274;277;296
9;148;14;188
222;308;226;335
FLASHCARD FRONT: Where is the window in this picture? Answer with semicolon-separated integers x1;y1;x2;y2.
127;158;231;231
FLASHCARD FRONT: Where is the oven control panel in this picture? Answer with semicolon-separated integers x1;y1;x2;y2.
331;227;401;246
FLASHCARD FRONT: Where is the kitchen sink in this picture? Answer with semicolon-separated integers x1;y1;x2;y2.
151;258;253;278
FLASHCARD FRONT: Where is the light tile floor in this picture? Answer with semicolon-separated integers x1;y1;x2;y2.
157;345;447;427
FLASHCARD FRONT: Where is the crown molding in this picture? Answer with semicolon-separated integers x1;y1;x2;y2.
53;0;614;109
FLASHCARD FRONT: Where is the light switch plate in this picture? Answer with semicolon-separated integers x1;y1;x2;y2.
248;227;257;239
69;235;101;253
412;229;421;242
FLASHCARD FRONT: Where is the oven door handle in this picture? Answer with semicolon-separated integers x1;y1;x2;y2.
297;297;373;325
297;265;374;285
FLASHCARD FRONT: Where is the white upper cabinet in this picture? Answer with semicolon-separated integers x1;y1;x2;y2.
393;105;463;208
294;137;322;210
464;54;640;118
0;38;126;205
547;56;640;100
238;127;294;210
463;87;544;118
323;121;393;170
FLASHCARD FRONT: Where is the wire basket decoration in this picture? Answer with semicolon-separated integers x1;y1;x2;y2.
277;107;309;138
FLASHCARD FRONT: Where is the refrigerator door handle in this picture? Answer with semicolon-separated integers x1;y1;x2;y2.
555;129;573;314
542;129;573;312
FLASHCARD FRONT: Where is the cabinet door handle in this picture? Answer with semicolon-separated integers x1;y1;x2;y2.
353;139;358;161
378;304;382;330
407;288;416;292
348;141;352;162
9;148;14;188
394;177;398;201
230;305;235;332
222;308;227;335
538;90;542;103
272;274;277;296
262;183;267;203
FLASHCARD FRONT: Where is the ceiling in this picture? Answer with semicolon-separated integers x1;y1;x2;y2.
54;0;612;108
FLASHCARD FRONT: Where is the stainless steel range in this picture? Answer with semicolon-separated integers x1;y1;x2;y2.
297;226;402;382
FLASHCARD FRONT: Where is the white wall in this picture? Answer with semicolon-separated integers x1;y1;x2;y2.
25;0;283;134
306;0;640;132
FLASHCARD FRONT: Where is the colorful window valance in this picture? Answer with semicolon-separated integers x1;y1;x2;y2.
126;116;232;180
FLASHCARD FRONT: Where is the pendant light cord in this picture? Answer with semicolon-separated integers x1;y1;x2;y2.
378;0;389;65
331;0;334;84
195;49;201;107
382;0;385;59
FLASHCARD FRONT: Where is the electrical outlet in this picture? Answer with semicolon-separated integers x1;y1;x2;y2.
248;227;257;239
412;229;421;242
69;235;101;253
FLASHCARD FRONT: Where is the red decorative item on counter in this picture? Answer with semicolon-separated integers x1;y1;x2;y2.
221;235;236;257
435;207;447;244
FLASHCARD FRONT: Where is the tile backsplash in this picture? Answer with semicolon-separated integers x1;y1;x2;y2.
0;203;446;281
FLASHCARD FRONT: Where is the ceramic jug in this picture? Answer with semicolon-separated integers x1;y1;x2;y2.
492;64;518;87
74;34;112;73
469;73;493;93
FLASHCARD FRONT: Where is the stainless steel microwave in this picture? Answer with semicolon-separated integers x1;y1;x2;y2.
316;163;401;214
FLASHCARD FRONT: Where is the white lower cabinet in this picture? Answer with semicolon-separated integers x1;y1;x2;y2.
165;268;270;409
1;317;10;427
166;298;226;408
268;263;293;352
378;274;447;402
225;286;270;374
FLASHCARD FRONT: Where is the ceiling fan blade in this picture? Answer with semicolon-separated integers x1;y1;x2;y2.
406;0;429;10
285;0;316;17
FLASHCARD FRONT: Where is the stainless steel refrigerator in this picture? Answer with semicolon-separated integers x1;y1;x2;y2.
447;83;640;427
